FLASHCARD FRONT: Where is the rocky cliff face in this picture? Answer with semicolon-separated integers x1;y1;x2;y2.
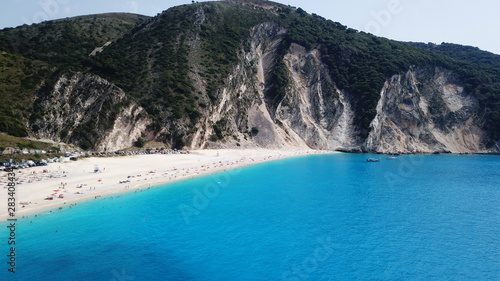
190;23;361;151
30;72;151;151
30;23;496;154
20;3;500;154
366;67;486;153
276;43;360;151
188;22;494;153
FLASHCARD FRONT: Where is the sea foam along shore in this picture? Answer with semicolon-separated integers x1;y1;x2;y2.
0;149;336;221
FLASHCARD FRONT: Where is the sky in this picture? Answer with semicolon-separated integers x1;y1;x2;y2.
1;0;499;55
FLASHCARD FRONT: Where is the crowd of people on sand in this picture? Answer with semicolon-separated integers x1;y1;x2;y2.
3;149;329;222
1;166;68;187
90;149;189;157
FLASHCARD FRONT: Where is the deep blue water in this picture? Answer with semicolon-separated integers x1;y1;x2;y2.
1;154;499;280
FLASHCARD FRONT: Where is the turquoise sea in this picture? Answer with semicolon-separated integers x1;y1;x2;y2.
1;154;499;280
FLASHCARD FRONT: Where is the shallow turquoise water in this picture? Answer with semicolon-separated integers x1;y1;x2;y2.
1;154;499;280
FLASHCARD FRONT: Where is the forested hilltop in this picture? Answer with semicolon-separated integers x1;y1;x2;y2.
0;0;499;153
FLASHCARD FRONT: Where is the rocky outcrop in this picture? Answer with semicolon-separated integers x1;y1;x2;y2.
187;22;496;154
193;23;362;151
30;72;151;151
190;22;298;149
366;67;486;153
26;23;499;154
3;1;498;153
276;43;361;151
96;103;152;151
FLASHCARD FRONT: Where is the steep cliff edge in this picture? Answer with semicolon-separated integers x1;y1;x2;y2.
276;43;361;151
30;72;151;151
366;67;488;153
2;1;500;153
198;21;494;153
192;23;361;151
28;25;493;154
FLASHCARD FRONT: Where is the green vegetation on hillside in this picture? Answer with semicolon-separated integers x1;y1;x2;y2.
198;2;272;101
0;1;499;148
409;43;500;69
0;14;148;148
0;52;53;137
0;14;148;69
229;4;500;141
409;42;500;141
268;7;438;136
92;6;202;128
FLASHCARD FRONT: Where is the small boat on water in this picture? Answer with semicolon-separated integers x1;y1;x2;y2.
366;158;380;162
386;156;397;159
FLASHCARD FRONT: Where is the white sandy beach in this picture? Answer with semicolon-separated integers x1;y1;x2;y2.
0;149;335;221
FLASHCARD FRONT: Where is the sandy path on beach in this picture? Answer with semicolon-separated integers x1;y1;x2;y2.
0;149;335;220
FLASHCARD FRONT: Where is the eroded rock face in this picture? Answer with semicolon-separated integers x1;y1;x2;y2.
207;23;495;153
30;72;151;151
277;43;360;151
194;23;360;151
366;67;485;153
28;23;498;154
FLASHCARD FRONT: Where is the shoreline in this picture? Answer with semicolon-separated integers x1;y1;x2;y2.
0;149;337;222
